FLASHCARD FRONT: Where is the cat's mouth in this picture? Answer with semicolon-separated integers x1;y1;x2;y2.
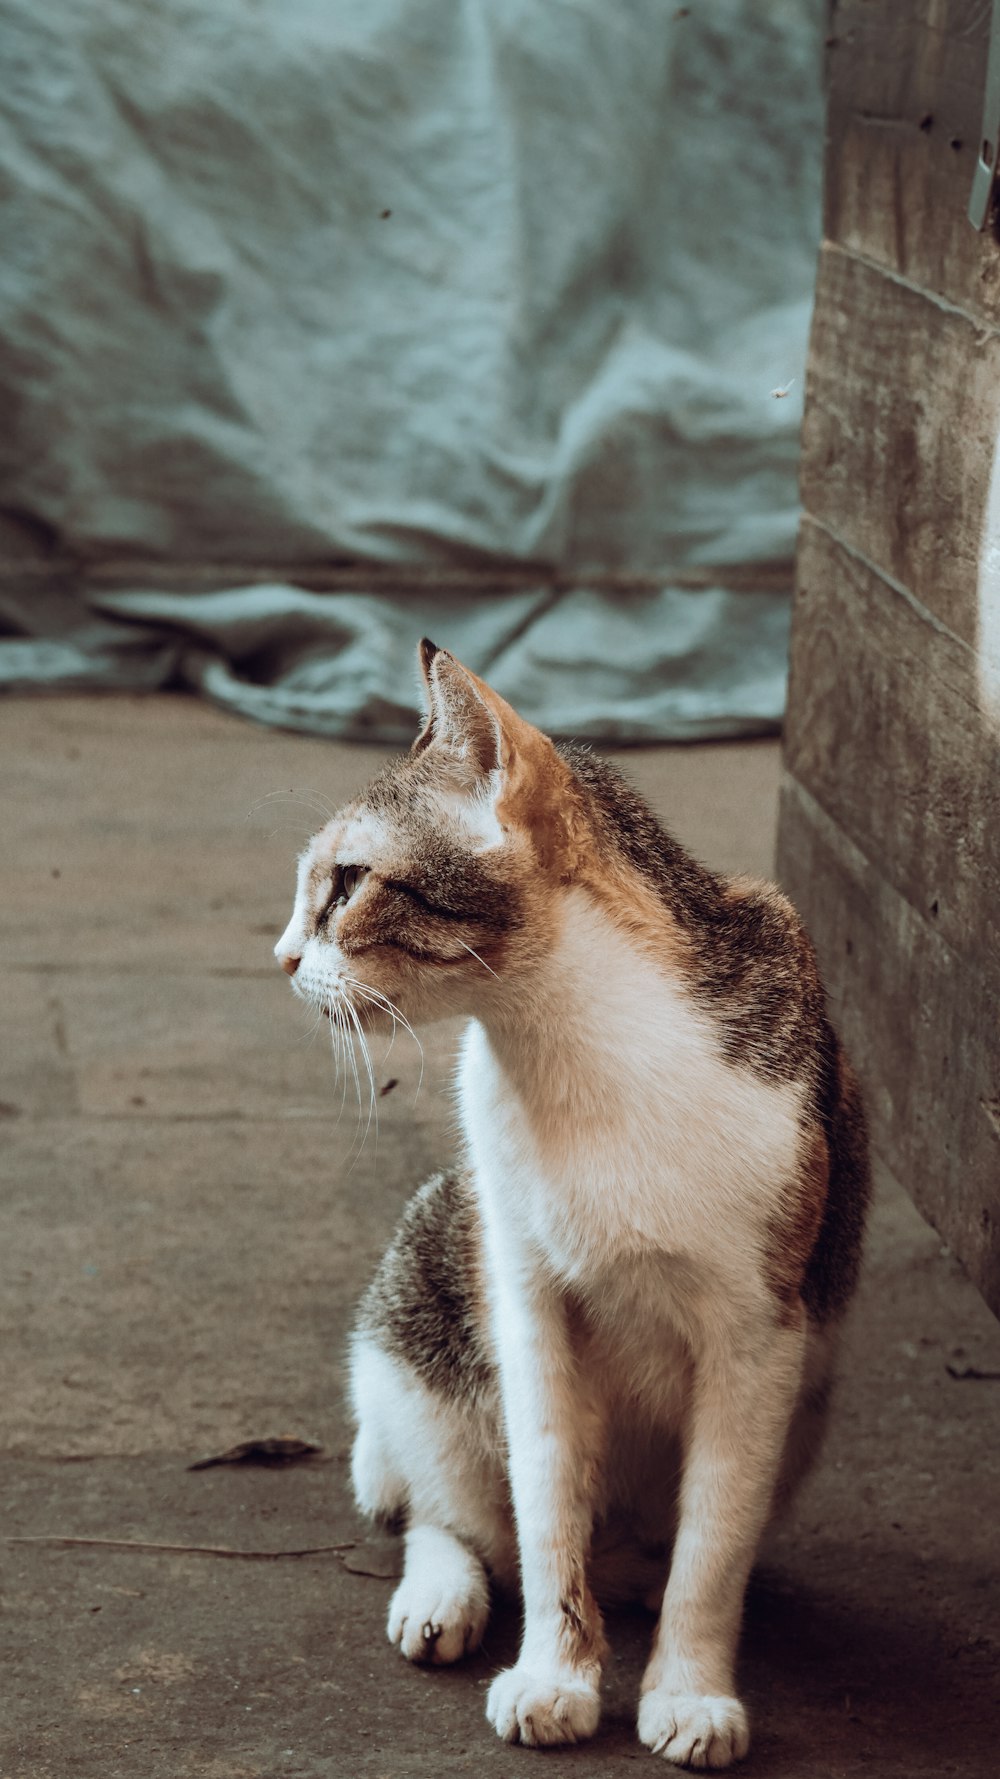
292;977;382;1032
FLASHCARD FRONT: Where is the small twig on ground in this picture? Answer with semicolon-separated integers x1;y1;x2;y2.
4;1535;356;1561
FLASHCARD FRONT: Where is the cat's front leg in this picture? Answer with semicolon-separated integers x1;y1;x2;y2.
483;1269;607;1748
639;1309;806;1769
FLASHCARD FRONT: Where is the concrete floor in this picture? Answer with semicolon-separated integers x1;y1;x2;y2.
2;691;998;1779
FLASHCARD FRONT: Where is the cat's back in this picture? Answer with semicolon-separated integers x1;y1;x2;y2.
559;743;835;1091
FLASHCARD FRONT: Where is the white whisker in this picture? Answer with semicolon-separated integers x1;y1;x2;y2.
457;940;500;980
341;1000;363;1127
350;980;425;1102
343;996;378;1163
251;787;334;815
247;788;335;830
362;990;399;1066
330;1005;350;1123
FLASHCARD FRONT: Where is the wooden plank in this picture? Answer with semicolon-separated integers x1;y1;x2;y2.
801;244;1000;643
785;519;1000;969
824;0;1000;319
777;774;1000;1317
785;0;1000;1315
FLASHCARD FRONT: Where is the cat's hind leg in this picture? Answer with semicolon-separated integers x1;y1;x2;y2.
349;1332;511;1666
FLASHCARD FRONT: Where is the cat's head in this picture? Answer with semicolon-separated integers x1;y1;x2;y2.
274;640;588;1029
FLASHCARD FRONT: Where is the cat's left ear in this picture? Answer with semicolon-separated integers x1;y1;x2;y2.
413;638;515;780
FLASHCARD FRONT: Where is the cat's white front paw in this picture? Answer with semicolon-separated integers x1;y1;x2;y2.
386;1566;489;1665
637;1690;749;1769
486;1661;601;1746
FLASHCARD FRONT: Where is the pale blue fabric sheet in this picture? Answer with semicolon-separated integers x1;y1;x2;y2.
0;0;822;739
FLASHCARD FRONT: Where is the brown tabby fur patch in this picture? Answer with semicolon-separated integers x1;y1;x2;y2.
356;1171;497;1406
556;1568;608;1671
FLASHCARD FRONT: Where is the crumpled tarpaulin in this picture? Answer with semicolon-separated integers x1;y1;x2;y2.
0;0;822;740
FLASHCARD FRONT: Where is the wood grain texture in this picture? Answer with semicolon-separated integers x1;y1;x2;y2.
777;777;1000;1317
825;0;1000;318
801;244;1000;644
786;520;1000;969
781;0;1000;1312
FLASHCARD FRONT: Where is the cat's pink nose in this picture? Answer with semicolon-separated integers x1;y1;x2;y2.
279;953;301;977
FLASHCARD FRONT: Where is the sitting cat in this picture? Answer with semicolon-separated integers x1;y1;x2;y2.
274;640;869;1768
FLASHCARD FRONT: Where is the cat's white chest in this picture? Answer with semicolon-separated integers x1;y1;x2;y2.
457;898;804;1288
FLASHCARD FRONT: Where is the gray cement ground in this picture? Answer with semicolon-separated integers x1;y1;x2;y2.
2;692;998;1779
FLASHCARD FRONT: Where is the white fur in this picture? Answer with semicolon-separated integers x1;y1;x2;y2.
274;846;315;966
427;779;506;852
637;1691;750;1769
349;1336;514;1579
486;1659;602;1747
387;1525;490;1665
461;892;805;1290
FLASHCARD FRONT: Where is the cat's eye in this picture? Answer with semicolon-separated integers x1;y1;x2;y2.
336;864;368;907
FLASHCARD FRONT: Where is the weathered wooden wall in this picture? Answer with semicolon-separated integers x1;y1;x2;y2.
777;0;1000;1315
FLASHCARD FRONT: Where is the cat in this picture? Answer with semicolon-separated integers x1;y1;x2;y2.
274;639;869;1768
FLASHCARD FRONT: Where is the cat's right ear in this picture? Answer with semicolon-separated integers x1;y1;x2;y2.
411;638;503;780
